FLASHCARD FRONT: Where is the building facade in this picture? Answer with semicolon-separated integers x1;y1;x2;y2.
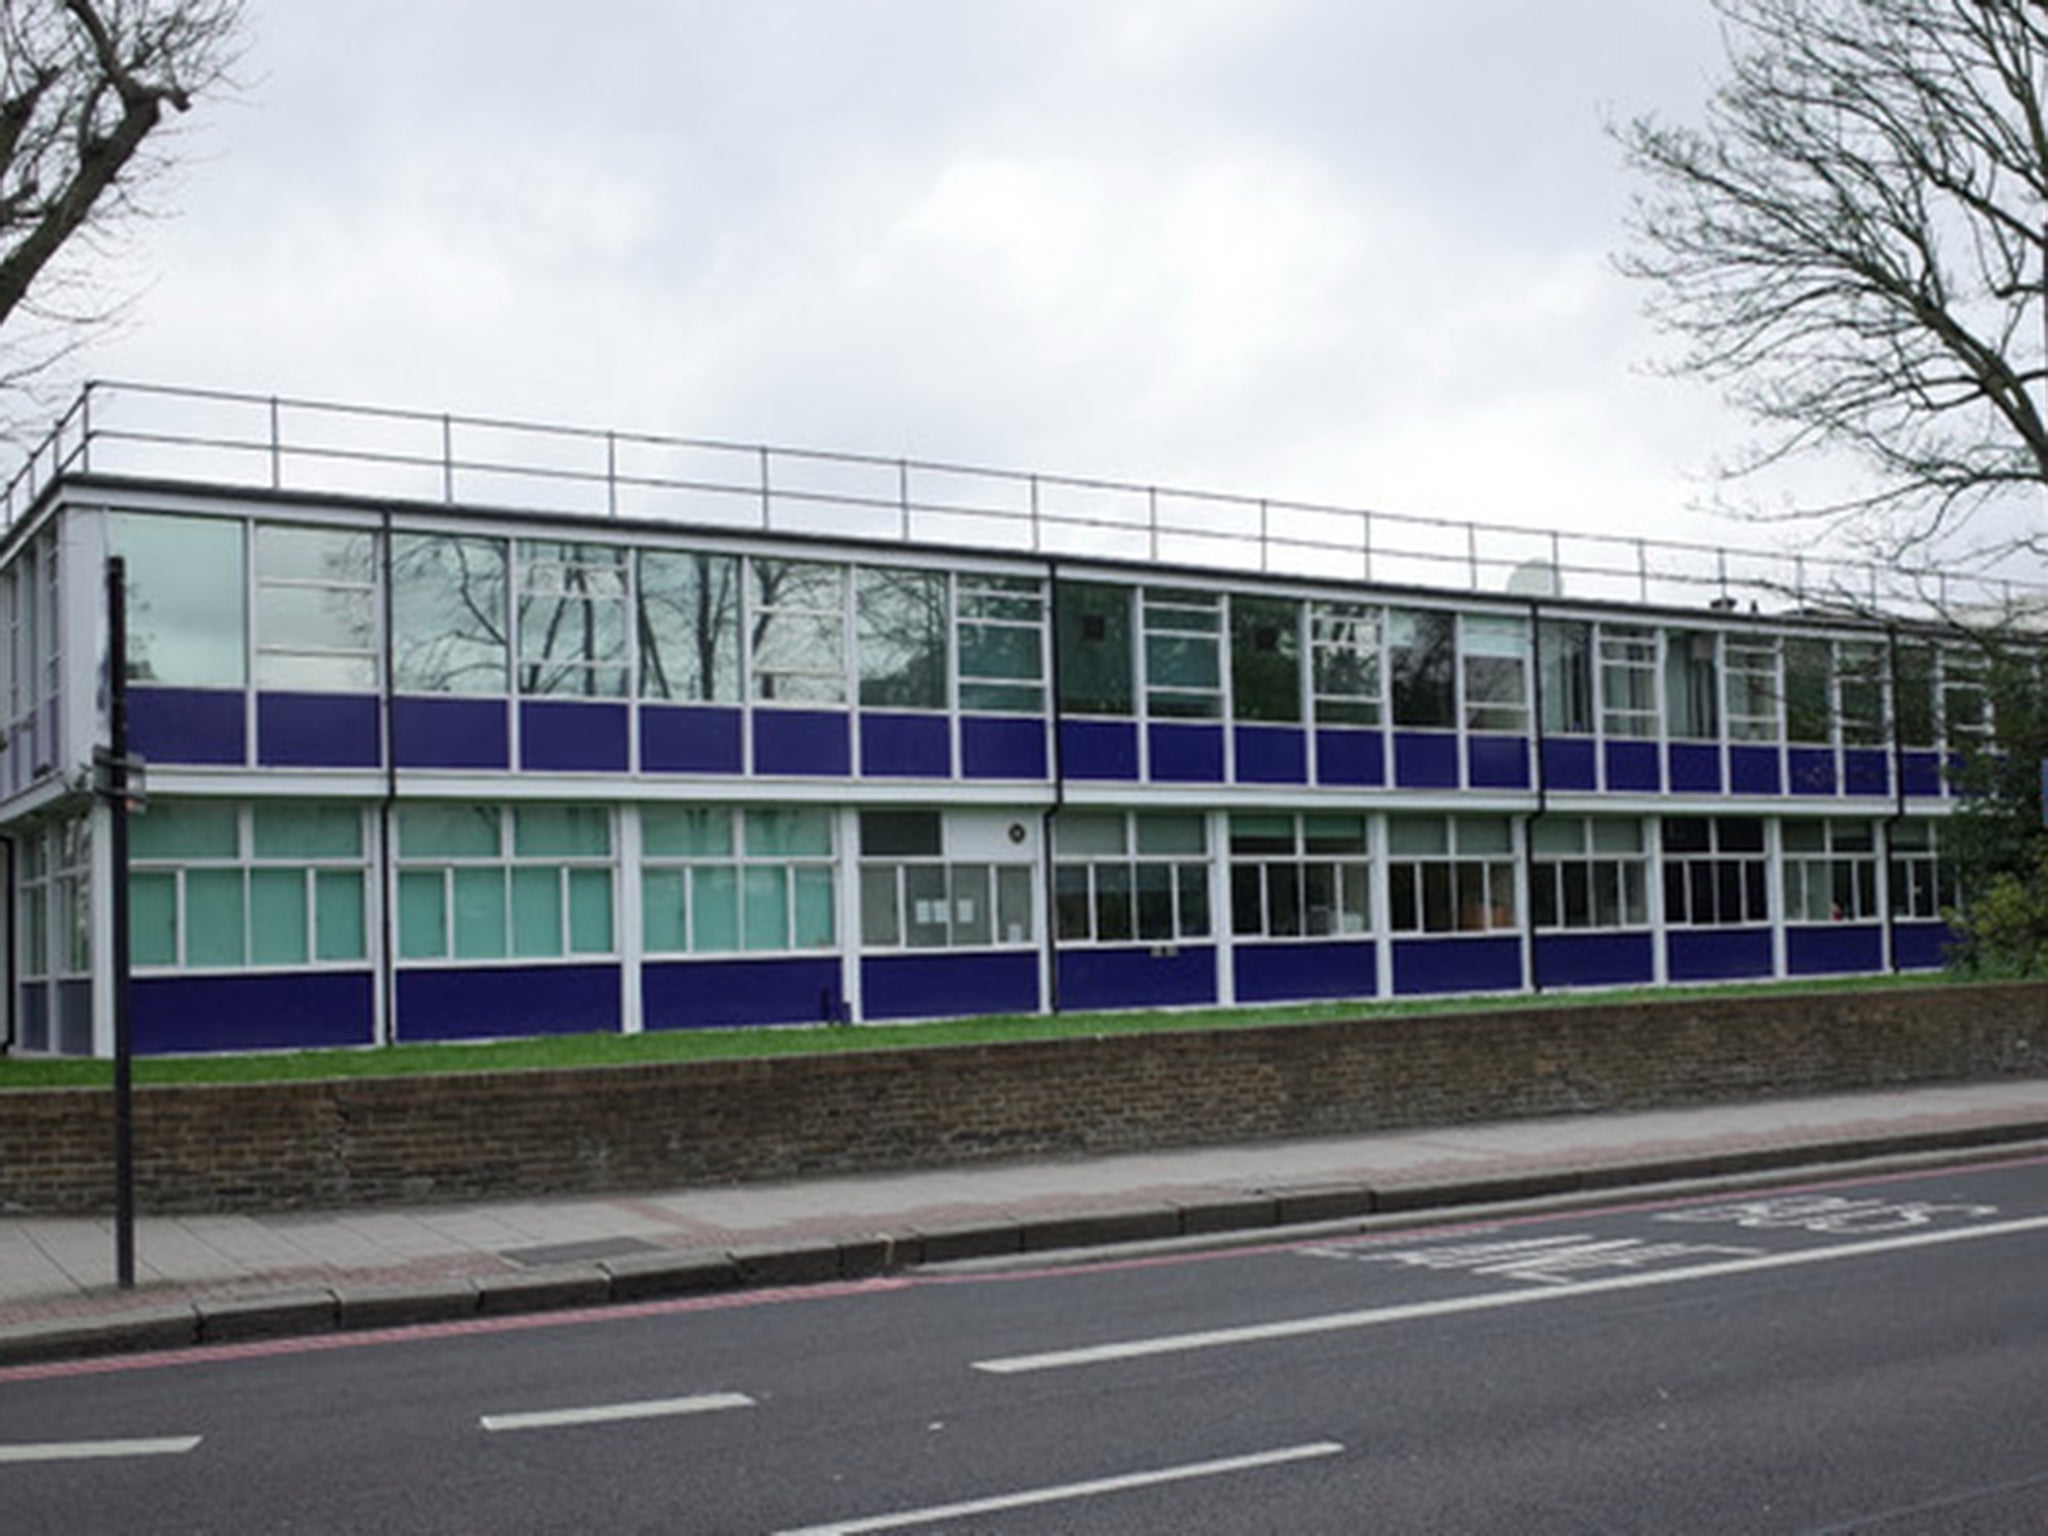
0;385;2005;1056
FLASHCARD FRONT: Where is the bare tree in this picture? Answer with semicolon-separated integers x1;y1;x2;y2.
1616;0;2048;583
0;0;241;410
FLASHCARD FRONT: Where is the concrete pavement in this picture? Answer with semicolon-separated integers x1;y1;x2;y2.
5;1077;2048;1366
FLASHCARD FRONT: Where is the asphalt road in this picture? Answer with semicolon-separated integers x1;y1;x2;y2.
4;1155;2047;1534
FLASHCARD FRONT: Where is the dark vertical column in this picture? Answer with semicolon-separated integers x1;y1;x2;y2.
106;555;135;1290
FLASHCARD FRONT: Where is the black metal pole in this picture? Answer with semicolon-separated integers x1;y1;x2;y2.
108;555;134;1291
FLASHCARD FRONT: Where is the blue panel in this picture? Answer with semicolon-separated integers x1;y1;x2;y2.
1540;737;1597;791
1149;722;1225;783
1604;739;1660;792
962;715;1048;780
643;956;844;1029
134;972;375;1054
1900;750;1942;799
863;951;1040;1021
1533;931;1655;989
1667;743;1722;793
1392;936;1522;996
1786;924;1885;976
1892;921;1953;971
17;983;48;1053
1056;945;1216;1011
1842;748;1889;797
753;709;851;776
1728;745;1782;796
1393;731;1460;789
394;695;511;769
640;704;743;774
1060;719;1140;780
1467;734;1530;790
397;964;621;1041
1233;941;1374;1003
860;712;951;778
258;692;381;769
1233;725;1308;785
1787;746;1837;795
520;700;630;772
128;687;245;766
1666;928;1774;982
1315;727;1385;786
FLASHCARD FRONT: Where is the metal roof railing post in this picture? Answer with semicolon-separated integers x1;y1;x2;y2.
440;414;455;503
1259;498;1270;575
758;445;772;530
1468;524;1480;592
898;458;911;542
1637;538;1648;605
606;430;618;517
1148;486;1159;563
1030;473;1041;554
269;396;282;491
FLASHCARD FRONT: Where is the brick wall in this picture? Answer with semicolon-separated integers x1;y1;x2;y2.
4;981;2045;1215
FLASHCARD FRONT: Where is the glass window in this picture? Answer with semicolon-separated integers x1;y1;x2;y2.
1053;810;1208;944
1837;641;1887;746
1386;815;1516;933
399;804;612;960
1311;601;1381;726
1056;581;1134;716
1530;816;1648;931
518;541;629;697
1894;642;1935;749
1888;820;1955;919
958;575;1045;713
858;567;948;709
638;550;740;703
641;805;834;955
1389;609;1455;728
1599;626;1658;739
1230;595;1302;724
1725;637;1780;742
1665;631;1718;741
112;513;246;687
1661;816;1769;926
129;802;367;970
1144;588;1222;719
858;814;1032;952
1462;615;1529;734
1941;646;1989;750
1229;812;1370;939
750;558;845;703
255;525;378;691
392;533;509;695
1782;819;1880;923
1538;620;1593;735
1784;637;1832;744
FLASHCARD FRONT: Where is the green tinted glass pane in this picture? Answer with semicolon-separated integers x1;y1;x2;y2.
1303;815;1368;854
398;871;446;958
642;870;687;951
129;872;177;967
1055;582;1133;715
1458;818;1513;856
742;866;789;950
746;807;831;857
112;513;246;687
1135;815;1205;855
514;805;609;857
642;806;732;858
452;867;507;958
400;804;501;858
1531;818;1584;856
253;804;362;859
131;802;239;860
960;623;1040;682
793;866;834;946
959;680;1043;713
1590;819;1643;855
249;868;309;965
185;869;245;967
511;867;563;956
315;870;366;961
568;868;613;953
1230;814;1294;854
392;533;509;695
691;866;739;951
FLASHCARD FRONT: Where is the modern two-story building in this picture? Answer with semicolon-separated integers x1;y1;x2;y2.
0;384;2017;1056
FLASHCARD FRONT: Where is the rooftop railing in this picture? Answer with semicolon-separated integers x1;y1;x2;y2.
4;379;2041;623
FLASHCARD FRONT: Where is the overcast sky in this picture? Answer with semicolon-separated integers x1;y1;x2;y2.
67;1;1774;555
